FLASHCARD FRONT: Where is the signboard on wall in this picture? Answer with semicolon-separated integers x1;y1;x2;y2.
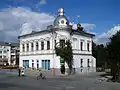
60;57;65;65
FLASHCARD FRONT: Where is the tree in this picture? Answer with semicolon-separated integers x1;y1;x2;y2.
106;31;120;81
55;40;73;75
92;42;107;68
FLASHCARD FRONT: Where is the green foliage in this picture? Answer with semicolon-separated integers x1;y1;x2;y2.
106;31;120;80
55;40;73;73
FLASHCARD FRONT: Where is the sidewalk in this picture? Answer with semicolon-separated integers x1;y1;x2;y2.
0;69;72;79
24;69;72;79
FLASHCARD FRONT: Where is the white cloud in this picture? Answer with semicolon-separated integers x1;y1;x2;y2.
0;7;55;42
0;6;96;43
71;22;96;34
94;25;120;45
39;0;47;5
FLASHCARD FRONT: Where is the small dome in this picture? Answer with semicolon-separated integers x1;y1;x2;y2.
54;15;69;26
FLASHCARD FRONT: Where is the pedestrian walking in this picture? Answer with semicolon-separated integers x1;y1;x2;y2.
21;70;25;76
36;69;45;79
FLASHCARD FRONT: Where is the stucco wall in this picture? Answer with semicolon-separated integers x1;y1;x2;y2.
19;54;61;69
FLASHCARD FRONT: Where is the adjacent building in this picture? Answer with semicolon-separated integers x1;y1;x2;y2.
19;8;96;74
0;42;19;65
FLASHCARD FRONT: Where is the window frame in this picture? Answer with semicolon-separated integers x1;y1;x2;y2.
41;41;44;50
47;41;50;50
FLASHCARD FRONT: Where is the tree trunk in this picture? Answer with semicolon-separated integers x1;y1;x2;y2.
111;61;118;81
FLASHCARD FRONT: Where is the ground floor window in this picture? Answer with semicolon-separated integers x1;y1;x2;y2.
37;60;39;69
42;60;50;70
32;63;34;68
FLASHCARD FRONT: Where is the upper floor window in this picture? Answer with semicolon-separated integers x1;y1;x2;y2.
41;41;44;50
87;59;90;67
22;44;25;52
80;41;83;51
31;43;34;51
60;40;65;48
36;42;39;51
47;41;50;50
87;42;90;51
27;43;29;51
0;56;2;58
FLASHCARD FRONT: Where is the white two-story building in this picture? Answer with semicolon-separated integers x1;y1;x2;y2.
19;8;96;74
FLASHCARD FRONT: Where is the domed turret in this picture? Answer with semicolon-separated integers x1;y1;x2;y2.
54;8;69;27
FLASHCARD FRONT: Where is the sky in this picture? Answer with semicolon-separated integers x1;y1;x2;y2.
0;0;120;44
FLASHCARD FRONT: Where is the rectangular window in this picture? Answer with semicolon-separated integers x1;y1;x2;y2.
27;43;29;51
0;56;2;58
87;59;90;67
22;44;25;52
80;42;83;51
42;60;50;70
31;43;34;51
41;41;44;50
87;43;90;51
47;41;50;50
80;59;83;67
60;40;65;48
36;42;39;50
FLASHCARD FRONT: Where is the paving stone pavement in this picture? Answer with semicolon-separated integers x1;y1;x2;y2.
1;70;120;90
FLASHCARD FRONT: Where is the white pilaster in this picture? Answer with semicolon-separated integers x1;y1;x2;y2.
20;43;22;53
24;43;27;52
33;42;36;51
39;41;41;50
44;41;47;50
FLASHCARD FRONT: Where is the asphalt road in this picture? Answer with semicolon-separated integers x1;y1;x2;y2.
0;71;120;90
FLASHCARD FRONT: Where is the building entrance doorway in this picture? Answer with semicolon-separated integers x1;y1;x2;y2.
23;60;29;69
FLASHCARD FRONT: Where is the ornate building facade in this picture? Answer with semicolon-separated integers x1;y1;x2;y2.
19;8;96;74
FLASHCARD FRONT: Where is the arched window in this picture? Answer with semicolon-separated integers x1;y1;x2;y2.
41;41;44;50
47;41;50;50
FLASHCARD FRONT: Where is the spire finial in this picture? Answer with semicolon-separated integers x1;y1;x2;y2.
77;15;80;23
58;8;64;16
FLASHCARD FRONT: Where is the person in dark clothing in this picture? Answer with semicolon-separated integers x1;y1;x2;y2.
18;68;21;77
61;65;65;74
63;65;65;74
39;69;43;77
